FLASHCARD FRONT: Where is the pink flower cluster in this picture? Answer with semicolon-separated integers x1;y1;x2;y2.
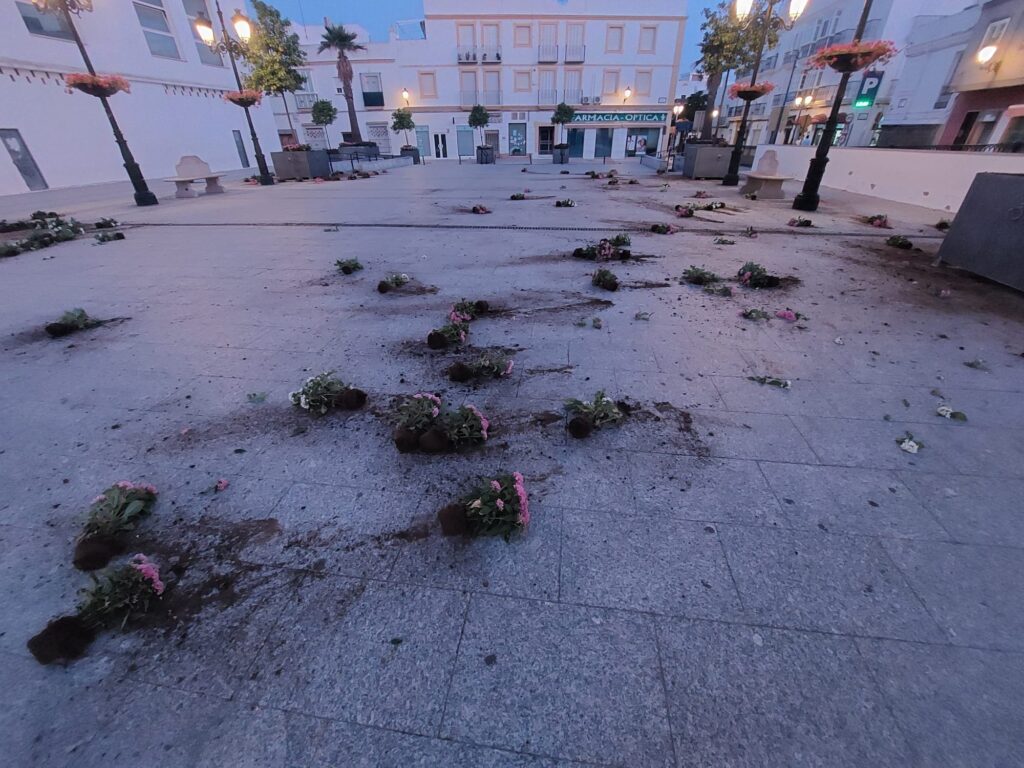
776;310;798;322
728;81;775;99
466;404;489;439
114;480;158;495
739;271;753;285
130;554;165;595
413;392;442;418
449;308;473;324
513;472;529;526
65;73;132;94
503;359;515;377
809;40;897;70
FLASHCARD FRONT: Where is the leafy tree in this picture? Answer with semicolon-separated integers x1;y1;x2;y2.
468;105;490;148
318;24;366;143
551;102;576;147
311;99;338;146
697;1;780;139
391;108;415;147
684;91;709;121
244;0;306;134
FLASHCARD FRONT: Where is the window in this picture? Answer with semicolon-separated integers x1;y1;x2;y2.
602;69;620;95
635;69;652;96
514;70;531;92
605;25;624;53
638;25;657;54
134;0;181;59
418;71;437;99
513;24;531;48
181;0;222;66
16;1;72;40
360;72;384;107
934;51;962;109
981;17;1010;48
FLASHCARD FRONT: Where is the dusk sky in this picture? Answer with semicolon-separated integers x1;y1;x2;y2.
266;0;720;72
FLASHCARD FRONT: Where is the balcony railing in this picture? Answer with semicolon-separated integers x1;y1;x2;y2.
459;90;478;106
482;90;502;105
563;89;583;104
538;44;558;63
295;92;318;110
362;91;384;108
564;44;585;63
457;45;478;64
538;88;558;105
479;45;502;63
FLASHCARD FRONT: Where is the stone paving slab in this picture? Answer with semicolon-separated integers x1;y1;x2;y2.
2;161;1023;763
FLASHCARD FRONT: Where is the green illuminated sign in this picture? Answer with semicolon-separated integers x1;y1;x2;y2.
571;112;668;123
854;71;884;109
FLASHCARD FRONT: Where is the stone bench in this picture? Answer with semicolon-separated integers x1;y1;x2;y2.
739;149;790;199
166;155;224;198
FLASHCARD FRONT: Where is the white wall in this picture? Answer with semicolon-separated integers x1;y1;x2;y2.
0;0;278;194
753;144;1024;212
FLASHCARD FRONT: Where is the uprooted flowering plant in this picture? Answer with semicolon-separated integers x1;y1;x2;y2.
555;199;577;208
650;223;678;235
886;235;913;250
573;239;631;261
682;266;720;286
427;321;469;350
748;376;791;389
775;308;807;322
81;481;158;539
289;371;367;414
471;204;491;214
788;217;813;228
936;405;967;421
740;308;771;321
609;233;631;247
437;472;530;539
509;193;526;201
336;258;363;274
377;273;411;293
592;268;619;291
448;299;490;324
447;352;514;383
896;432;923;454
864;214;890;228
78;555;165;629
675;205;696;218
392;393;489;453
45;308;104;338
565;390;625;438
737;261;781;289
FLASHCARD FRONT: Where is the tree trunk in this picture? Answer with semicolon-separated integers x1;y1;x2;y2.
701;71;723;141
281;93;294;132
338;53;362;143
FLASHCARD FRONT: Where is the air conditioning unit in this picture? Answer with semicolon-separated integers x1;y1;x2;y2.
593;96;601;104
581;96;590;104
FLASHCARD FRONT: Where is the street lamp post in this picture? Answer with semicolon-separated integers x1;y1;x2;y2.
793;0;874;211
34;0;158;206
769;47;805;144
790;94;812;143
195;3;274;186
723;0;808;186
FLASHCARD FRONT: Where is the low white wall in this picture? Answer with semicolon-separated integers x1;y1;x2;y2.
753;145;1024;213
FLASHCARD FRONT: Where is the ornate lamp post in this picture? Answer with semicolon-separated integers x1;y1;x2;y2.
793;0;875;211
195;4;274;185
722;0;809;186
33;0;158;206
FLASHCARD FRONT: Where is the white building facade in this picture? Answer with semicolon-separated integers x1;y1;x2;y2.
717;0;975;149
0;0;278;195
273;0;687;161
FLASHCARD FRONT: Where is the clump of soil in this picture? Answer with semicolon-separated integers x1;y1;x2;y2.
336;388;368;410
427;331;450;350
73;533;125;571
27;615;96;665
447;361;473;382
393;427;420;453
567;415;593;439
418;427;451;454
437;504;468;537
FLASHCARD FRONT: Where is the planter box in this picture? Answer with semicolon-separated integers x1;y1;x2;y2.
681;144;730;179
552;147;570;164
400;147;421;165
476;146;495;164
271;150;331;180
336;142;380;160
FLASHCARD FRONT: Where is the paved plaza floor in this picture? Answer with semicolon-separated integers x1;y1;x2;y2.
1;161;1022;766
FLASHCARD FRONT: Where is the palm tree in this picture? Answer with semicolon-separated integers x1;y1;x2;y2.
318;24;366;144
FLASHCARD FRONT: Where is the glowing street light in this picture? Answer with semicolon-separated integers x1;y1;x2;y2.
977;45;998;64
623;86;632;104
402;87;410;105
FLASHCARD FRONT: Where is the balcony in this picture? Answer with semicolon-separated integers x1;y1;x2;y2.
538;44;558;63
459;90;478;107
563;89;583;105
482;90;502;106
538;88;558;105
564;44;585;63
362;91;384;108
295;92;318;110
457;45;478;64
479;46;502;63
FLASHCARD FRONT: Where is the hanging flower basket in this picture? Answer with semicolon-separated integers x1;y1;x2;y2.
223;89;262;108
809;41;898;73
728;81;775;102
65;73;131;98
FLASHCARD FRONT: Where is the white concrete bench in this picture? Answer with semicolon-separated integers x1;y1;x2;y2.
739;149;791;199
166;155;224;198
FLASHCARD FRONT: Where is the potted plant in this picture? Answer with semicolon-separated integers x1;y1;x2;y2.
728;81;775;102
223;88;263;108
551;102;575;164
391;107;420;164
469;105;494;164
809;40;897;73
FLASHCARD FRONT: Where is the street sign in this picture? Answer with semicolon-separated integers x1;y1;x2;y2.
854;71;884;109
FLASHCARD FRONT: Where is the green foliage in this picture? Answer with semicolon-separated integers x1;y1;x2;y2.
311;99;338;127
565;391;624;428
468;105;490;145
748;376;791;389
737;261;781;288
682;266;720;285
697;1;780;75
390;107;415;146
335;258;363;274
458;473;527;540
609;233;631;247
509;193;526;201
740;308;771;320
56;308;94;329
77;559;162;630
551;102;576;145
886;235;913;249
684;90;708;120
592;268;619;291
289;371;351;415
82;483;158;538
244;0;306;101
